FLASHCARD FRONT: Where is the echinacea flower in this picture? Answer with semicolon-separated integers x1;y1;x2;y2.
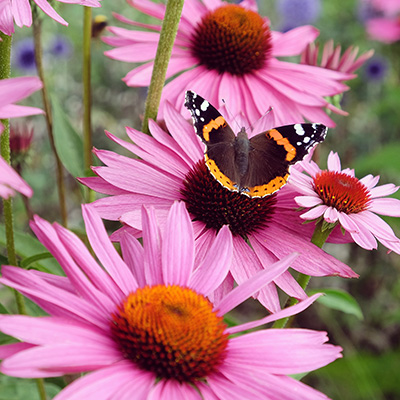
0;76;43;134
0;0;102;35
0;155;32;198
104;0;352;127
363;0;400;43
80;101;357;312
290;151;400;253
0;202;341;399
301;39;374;75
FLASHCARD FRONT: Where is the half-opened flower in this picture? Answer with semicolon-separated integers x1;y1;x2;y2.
0;203;340;399
290;151;400;253
80;102;357;312
104;0;352;126
0;0;102;35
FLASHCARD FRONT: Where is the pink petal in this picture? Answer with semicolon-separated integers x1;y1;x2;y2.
327;151;341;171
300;205;327;220
0;156;33;198
227;293;322;334
369;198;400;217
272;26;320;57
10;0;32;27
161;202;194;286
78;176;130;195
0;104;44;119
32;0;68;25
295;195;322;208
120;230;146;287
82;205;138;294
141;206;164;285
54;361;154;400
227;328;341;374
216;253;297;316
148;379;202;400
189;225;233;296
369;183;399;198
324;206;339;223
0;342;35;359
0;76;42;108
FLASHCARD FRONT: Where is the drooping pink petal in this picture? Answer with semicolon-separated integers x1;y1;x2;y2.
53;361;154;400
369;198;400;217
0;156;33;198
148;379;202;400
215;253;297;316
189;225;232;296
82;205;138;295
161;202;195;286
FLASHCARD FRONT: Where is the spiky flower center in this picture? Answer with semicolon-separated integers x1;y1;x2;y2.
313;171;371;214
191;4;271;75
181;161;276;237
111;284;228;382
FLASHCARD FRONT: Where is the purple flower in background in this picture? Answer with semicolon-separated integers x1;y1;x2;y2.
49;35;73;58
364;56;388;81
12;38;36;72
277;0;321;31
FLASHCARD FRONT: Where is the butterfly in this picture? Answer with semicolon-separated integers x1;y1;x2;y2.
184;90;327;198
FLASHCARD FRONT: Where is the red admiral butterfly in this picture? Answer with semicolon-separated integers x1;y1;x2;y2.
184;90;328;198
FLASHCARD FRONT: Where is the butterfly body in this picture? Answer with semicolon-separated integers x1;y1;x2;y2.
184;90;328;198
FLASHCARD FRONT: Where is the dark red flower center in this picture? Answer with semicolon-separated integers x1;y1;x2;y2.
180;160;277;238
190;4;271;75
111;285;228;382
313;170;371;214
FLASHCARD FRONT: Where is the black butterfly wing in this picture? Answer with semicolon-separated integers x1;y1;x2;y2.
184;90;241;192
241;123;327;197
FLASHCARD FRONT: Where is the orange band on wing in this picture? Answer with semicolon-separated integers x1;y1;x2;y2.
267;129;296;162
205;155;239;192
242;174;289;198
202;116;227;142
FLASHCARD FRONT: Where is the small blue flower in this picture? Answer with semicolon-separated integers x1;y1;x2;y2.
276;0;321;30
49;35;73;58
363;56;388;81
12;38;36;72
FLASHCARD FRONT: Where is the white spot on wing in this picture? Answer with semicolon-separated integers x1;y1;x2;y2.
303;136;311;143
294;124;305;136
200;100;209;111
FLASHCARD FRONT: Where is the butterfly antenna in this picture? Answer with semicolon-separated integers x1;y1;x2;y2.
221;98;243;132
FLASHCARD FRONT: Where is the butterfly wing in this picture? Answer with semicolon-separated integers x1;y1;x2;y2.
184;90;241;192
241;123;327;197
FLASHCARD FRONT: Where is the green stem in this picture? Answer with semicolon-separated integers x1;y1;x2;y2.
32;12;68;227
83;6;95;203
141;0;185;134
272;220;335;329
0;33;27;314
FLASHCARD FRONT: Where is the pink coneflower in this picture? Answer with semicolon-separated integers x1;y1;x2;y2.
0;155;32;198
103;0;352;127
80;102;357;312
0;203;340;399
290;151;400;253
363;0;400;43
0;0;102;35
0;76;43;135
301;39;374;75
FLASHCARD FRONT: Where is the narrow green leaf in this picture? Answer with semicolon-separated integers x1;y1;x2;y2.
309;288;364;320
20;252;54;269
51;95;84;178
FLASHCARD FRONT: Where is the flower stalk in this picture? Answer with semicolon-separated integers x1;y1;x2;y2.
83;6;95;202
32;10;68;227
141;0;185;134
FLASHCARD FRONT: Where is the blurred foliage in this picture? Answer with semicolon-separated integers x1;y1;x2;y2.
0;0;399;399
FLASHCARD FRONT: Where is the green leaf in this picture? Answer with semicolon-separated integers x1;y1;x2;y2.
0;374;61;400
353;142;400;179
20;252;54;269
51;95;84;179
309;288;364;320
0;303;10;314
0;225;63;275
